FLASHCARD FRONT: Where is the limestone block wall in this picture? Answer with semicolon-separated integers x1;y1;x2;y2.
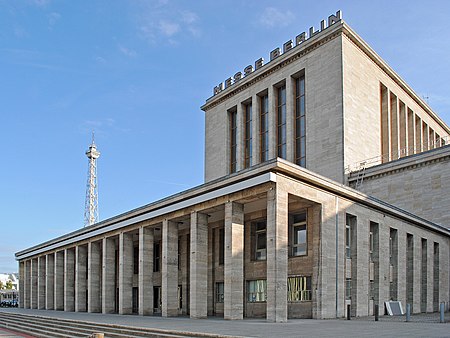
203;32;345;184
341;29;450;173
355;151;450;228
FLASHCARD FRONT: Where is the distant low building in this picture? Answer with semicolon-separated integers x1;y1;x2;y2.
0;273;18;290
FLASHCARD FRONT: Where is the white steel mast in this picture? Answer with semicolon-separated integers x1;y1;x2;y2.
84;133;100;227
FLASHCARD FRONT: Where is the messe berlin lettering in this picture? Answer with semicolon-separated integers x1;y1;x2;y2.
213;10;342;96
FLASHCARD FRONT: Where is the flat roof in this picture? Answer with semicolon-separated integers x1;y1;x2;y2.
16;159;450;261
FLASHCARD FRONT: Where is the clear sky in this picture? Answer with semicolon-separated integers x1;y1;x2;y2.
1;0;449;272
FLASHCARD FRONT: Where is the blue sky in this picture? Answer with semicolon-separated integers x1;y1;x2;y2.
1;0;449;272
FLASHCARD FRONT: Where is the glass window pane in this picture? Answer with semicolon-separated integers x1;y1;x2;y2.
300;97;305;115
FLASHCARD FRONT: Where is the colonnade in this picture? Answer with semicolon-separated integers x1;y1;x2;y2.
18;187;289;322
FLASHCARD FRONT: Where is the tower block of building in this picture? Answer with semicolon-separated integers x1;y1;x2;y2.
17;11;449;322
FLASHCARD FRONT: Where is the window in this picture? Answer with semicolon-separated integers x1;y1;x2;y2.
216;282;224;303
369;230;374;261
292;213;307;256
133;246;139;274
247;280;267;302
260;95;269;162
178;238;181;270
345;278;352;300
229;109;237;173
244;103;252;168
153;242;161;272
295;76;306;166
253;221;266;260
178;285;182;310
277;85;287;159
287;276;311;302
219;228;224;265
345;218;351;259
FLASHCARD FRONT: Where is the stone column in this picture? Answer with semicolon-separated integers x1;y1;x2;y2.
355;217;369;317
396;230;406;307
413;236;422;313
426;242;434;312
224;202;244;320
19;261;25;308
119;232;133;314
162;219;178;317
75;245;87;312
54;251;64;310
24;260;31;309
266;186;288;322
139;226;153;315
252;94;260;166
46;254;54;309
286;76;294;162
102;237;116;314
37;256;46;309
236;102;244;171
31;258;38;309
378;223;390;314
190;212;208;319
64;248;75;312
268;85;277;160
88;241;102;313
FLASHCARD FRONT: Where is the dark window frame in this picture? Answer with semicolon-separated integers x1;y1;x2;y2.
260;95;269;162
295;76;306;167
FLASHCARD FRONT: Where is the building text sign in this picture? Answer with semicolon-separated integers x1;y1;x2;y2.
212;10;342;96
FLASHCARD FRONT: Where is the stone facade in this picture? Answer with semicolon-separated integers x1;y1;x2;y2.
349;146;450;228
16;15;450;323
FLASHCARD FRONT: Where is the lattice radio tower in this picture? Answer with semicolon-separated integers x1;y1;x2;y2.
84;133;100;227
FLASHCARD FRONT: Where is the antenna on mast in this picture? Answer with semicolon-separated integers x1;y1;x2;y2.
84;132;100;227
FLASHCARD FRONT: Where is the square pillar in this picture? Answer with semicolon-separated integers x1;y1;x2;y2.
268;85;277;160
38;256;46;309
31;258;38;309
355;217;370;316
162;219;178;317
139;226;153;316
413;236;422;313
426;242;434;312
64;248;75;312
75;245;88;312
102;237;116;314
224;202;244;320
190;212;209;318
396;230;407;306
24;260;30;308
378;223;390;313
251;94;260;166
19;261;25;308
88;241;102;313
54;251;64;310
285;76;294;162
236;102;244;171
266;186;288;322
45;254;54;309
119;232;133;314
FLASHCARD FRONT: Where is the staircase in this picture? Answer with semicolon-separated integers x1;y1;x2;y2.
0;312;232;338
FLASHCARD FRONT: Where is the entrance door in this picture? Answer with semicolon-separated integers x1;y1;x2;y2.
153;286;161;314
132;287;139;314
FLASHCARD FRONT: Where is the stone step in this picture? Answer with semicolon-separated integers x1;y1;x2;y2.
0;312;227;338
0;317;86;337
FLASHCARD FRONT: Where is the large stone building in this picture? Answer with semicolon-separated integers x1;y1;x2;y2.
16;11;450;322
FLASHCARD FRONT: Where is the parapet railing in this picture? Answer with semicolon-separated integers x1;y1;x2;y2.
345;135;449;175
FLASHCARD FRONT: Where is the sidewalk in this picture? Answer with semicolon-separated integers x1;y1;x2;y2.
1;308;448;338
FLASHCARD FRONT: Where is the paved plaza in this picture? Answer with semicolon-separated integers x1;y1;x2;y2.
0;308;448;337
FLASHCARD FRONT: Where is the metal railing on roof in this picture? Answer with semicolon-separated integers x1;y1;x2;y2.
346;135;449;175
